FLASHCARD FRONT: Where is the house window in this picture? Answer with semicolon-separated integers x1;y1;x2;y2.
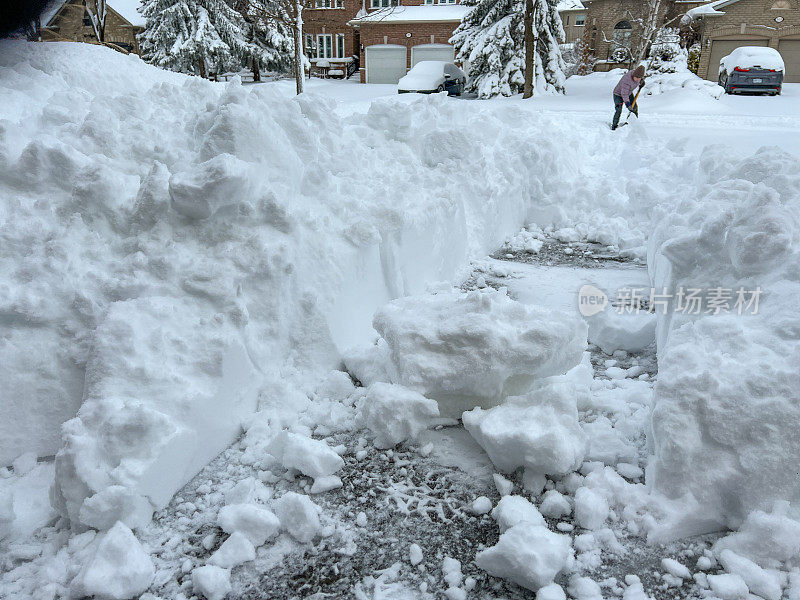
305;34;314;57
564;15;569;26
316;0;332;6
575;14;585;26
336;0;344;6
336;33;345;57
610;20;632;62
317;34;333;59
83;13;92;27
771;0;790;7
370;0;398;7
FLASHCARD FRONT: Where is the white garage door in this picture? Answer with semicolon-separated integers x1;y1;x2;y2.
366;45;407;84
706;38;768;81
778;39;800;83
411;44;455;67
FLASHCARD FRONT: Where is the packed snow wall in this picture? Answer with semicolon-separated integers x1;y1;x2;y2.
0;41;585;528
647;145;800;531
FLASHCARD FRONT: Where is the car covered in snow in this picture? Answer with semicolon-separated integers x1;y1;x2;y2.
718;47;784;95
398;61;466;96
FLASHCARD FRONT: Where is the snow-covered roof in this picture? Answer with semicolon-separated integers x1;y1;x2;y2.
349;5;470;25
557;0;586;11
683;0;734;21
42;0;145;28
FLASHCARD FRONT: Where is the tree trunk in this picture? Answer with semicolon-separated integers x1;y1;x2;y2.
198;56;207;79
252;57;261;82
294;0;305;94
523;0;534;98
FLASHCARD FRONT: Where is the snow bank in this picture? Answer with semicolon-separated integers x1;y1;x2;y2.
367;289;587;417
648;146;800;530
0;40;592;528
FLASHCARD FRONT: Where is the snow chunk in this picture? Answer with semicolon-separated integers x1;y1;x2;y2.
442;556;463;588
217;504;280;547
309;475;343;494
574;487;609;530
713;503;800;568
717;549;782;600
492;495;546;533
372;289;587;417
274;492;321;543
210;531;256;569
493;473;514;496
409;543;423;566
358;383;439;449
192;565;231;600
588;310;655;355
536;583;567;600
70;522;154;600
476;523;573;591
539;490;572;519
471;496;493;515
463;379;586;477
661;558;690;580
224;477;271;506
79;486;154;532
169;153;252;220
568;575;603;600
11;453;37;476
266;430;344;481
707;573;749;600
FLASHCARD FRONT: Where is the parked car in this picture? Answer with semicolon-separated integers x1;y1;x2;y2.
718;47;784;95
398;61;466;96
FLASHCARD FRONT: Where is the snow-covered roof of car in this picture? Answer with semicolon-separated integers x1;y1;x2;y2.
349;4;470;25
721;46;785;72
557;0;585;11
42;0;145;28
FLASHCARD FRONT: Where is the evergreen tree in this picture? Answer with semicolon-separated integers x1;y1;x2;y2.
139;0;251;77
452;0;565;98
231;0;293;81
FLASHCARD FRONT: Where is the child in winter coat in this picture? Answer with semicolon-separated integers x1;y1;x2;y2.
612;65;645;130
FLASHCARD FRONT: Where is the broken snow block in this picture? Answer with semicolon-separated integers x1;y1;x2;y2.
266;430;344;481
357;382;439;449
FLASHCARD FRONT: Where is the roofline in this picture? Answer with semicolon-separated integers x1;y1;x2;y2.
44;0;140;28
348;17;464;25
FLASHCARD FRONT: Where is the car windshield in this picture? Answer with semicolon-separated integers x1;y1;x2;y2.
407;61;445;77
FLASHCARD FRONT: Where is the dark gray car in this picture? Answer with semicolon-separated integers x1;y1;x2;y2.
718;46;784;95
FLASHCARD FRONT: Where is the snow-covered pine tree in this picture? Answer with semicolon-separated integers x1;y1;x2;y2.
230;0;293;81
139;0;251;77
452;0;565;98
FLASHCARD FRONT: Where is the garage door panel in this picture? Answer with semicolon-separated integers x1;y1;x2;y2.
778;39;800;83
707;39;768;81
366;45;407;84
411;44;455;67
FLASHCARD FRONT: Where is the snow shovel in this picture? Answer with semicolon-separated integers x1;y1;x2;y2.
618;86;643;128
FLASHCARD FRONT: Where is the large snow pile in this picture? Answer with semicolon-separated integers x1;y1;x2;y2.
648;145;800;530
348;289;587;417
0;40;602;531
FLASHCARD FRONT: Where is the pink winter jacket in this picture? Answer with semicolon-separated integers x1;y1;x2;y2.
613;70;640;102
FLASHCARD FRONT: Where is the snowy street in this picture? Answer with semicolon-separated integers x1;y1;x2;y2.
2;36;800;600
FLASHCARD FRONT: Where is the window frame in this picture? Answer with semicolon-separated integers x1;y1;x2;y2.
317;33;333;59
305;33;315;58
575;14;585;26
336;33;346;58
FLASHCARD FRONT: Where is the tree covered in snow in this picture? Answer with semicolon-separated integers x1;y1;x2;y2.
139;0;255;77
230;0;293;80
452;0;565;99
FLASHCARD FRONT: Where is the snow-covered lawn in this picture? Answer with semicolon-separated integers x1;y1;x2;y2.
2;40;800;600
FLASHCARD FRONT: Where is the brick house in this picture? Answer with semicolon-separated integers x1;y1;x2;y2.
348;1;469;83
684;0;800;82
558;0;588;43
582;0;709;70
41;0;144;54
303;0;364;77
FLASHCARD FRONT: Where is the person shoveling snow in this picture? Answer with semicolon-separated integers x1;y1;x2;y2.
611;65;645;130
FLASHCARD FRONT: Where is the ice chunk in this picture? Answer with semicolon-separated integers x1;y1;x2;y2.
717;549;781;600
79;486;154;532
493;473;514;496
358;383;439;449
476;523;573;591
372;289;587;417
471;496;493;515
568;575;603;600
706;573;749;600
574;487;609;530
463;380;586;477
309;475;342;494
539;490;571;519
442;556;463;588
587;310;655;355
274;492;321;543
69;522;154;600
192;565;231;600
224;477;271;506
492;495;546;533
210;532;256;569
217;504;280;547
409;543;423;566
266;430;344;480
